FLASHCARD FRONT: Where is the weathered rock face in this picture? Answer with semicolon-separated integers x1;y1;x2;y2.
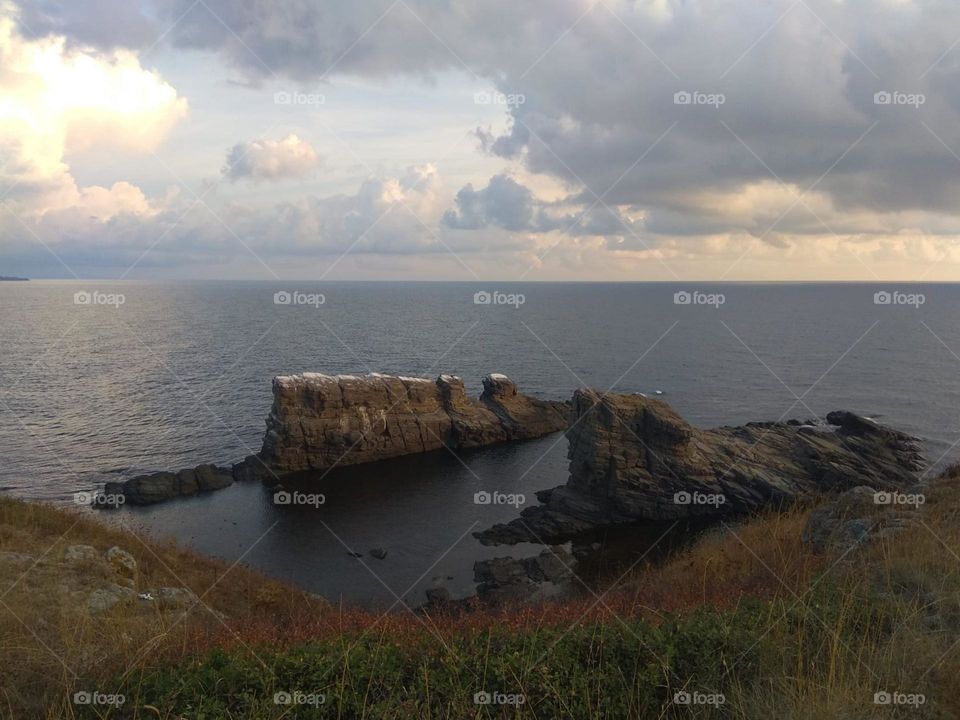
259;373;568;473
476;389;925;545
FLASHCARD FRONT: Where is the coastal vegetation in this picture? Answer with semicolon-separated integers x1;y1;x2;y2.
2;467;960;718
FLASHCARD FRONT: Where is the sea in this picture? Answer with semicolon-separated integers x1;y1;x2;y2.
0;281;956;606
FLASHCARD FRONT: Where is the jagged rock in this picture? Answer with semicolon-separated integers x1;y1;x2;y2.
104;546;137;577
477;390;925;545
88;583;136;614
474;547;577;605
64;545;100;564
103;464;233;505
370;547;388;560
259;373;568;473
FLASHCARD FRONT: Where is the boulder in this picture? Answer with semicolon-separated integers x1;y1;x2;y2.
477;390;925;545
88;583;136;614
474;547;577;605
63;545;100;564
104;546;137;577
258;372;568;473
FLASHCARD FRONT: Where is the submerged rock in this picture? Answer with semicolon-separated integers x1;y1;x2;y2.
258;372;568;473
477;390;925;545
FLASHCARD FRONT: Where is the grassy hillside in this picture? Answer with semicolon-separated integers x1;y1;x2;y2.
2;473;960;718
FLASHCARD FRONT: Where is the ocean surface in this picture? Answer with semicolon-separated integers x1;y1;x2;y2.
1;281;958;606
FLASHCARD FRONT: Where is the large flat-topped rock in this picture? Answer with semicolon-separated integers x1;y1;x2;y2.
259;373;569;472
476;389;926;545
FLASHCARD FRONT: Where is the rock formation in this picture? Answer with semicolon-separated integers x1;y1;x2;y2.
476;389;925;545
258;372;568;473
102;464;233;505
474;547;577;605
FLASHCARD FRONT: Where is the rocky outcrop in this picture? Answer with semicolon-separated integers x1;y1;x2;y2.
102;463;233;506
259;373;568;473
473;547;578;605
477;390;925;545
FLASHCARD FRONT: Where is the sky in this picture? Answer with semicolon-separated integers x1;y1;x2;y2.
3;0;960;280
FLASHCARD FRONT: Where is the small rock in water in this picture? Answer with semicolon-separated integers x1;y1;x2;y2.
347;551;363;558
654;390;664;395
369;547;387;560
425;587;451;605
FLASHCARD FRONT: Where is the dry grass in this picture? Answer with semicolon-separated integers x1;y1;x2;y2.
2;477;960;718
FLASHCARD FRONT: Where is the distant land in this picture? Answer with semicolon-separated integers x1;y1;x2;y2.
0;276;28;281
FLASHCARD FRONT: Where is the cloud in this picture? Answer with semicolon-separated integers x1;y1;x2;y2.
130;0;960;227
9;0;960;279
0;3;187;222
222;134;321;183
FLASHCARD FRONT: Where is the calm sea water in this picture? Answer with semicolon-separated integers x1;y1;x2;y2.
1;281;958;605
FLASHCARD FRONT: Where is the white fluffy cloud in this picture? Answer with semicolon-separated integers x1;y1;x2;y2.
0;2;186;222
222;134;321;183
